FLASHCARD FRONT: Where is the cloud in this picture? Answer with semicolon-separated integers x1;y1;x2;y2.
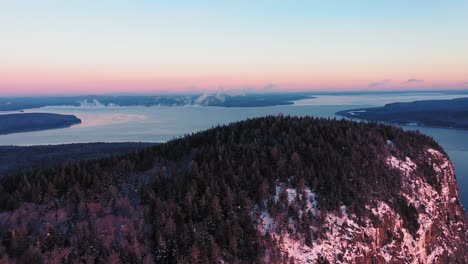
262;83;276;90
79;99;106;108
194;83;277;105
194;86;242;105
368;80;391;88
464;82;468;85
403;78;424;84
194;92;210;104
222;83;276;95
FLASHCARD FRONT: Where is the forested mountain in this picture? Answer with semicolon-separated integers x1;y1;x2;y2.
0;116;466;263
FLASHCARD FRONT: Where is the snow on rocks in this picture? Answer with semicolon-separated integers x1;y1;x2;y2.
252;148;466;263
426;148;456;200
257;184;380;263
383;149;462;262
386;155;417;177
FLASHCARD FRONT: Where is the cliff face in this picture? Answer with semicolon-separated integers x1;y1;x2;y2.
255;148;468;263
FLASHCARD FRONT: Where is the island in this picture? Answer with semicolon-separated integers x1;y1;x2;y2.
336;97;468;129
0;113;82;135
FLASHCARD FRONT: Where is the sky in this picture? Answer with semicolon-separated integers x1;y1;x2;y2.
1;0;468;95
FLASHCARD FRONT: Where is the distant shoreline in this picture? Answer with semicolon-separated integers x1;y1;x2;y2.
0;113;82;135
336;97;468;130
0;93;315;111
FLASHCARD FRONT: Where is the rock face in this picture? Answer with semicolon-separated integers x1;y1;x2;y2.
254;148;468;263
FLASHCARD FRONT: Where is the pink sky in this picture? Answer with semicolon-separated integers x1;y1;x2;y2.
1;65;467;95
1;2;468;95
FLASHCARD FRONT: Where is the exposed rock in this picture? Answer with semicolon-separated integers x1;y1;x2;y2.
254;149;468;263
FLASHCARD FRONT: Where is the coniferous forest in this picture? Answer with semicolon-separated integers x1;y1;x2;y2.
0;116;450;263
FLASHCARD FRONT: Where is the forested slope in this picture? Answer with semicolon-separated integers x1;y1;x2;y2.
0;142;157;176
0;116;466;263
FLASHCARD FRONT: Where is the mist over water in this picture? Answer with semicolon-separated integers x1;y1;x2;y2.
0;93;467;209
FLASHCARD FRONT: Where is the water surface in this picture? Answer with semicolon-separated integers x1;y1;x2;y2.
0;93;466;209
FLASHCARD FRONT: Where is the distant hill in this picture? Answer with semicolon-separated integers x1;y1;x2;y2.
0;113;81;135
0;117;466;263
336;97;468;129
0;93;313;111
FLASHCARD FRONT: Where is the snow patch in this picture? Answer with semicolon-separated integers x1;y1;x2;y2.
386;156;417;176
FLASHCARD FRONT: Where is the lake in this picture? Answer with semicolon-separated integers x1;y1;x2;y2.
0;92;467;208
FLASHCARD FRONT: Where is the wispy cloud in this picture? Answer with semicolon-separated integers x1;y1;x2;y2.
403;78;424;84
262;83;276;90
194;83;276;105
368;79;391;88
464;82;468;85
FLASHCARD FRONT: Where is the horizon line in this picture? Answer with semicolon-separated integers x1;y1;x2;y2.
2;88;468;98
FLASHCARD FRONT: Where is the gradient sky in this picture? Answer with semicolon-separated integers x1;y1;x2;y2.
1;1;468;95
